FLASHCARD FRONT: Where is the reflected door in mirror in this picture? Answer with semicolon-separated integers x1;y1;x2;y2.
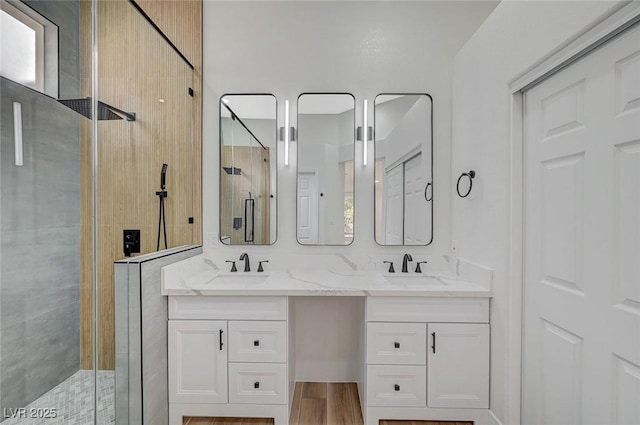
297;93;355;246
374;94;433;246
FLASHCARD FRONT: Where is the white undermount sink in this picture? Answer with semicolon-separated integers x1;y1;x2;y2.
384;274;446;286
210;274;269;285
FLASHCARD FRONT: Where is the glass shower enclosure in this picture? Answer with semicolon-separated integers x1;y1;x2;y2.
1;1;195;424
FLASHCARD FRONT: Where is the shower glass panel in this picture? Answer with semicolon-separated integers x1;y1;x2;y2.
219;94;277;245
98;1;195;424
1;0;98;423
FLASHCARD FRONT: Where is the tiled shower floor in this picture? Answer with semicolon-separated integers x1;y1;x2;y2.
2;370;114;425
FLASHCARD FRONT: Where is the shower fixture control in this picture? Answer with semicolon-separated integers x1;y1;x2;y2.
123;229;140;257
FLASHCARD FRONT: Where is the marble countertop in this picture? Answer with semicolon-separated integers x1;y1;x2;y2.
161;258;491;297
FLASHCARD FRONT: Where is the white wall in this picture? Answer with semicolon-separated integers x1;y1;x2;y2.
451;1;626;423
203;0;498;381
204;0;498;255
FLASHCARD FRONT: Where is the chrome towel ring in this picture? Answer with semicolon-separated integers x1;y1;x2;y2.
456;170;476;198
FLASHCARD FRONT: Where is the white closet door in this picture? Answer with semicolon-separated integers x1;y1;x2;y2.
403;154;428;245
523;24;640;425
384;164;403;245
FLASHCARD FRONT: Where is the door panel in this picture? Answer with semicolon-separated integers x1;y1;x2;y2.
297;172;318;244
404;154;428;245
427;323;489;409
524;23;640;425
384;165;403;245
168;320;227;404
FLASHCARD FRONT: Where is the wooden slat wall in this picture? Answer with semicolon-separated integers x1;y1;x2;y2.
220;146;271;244
80;0;202;370
135;0;203;245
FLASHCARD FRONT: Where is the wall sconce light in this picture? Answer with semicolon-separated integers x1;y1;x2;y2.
279;100;296;166
13;102;23;166
356;99;372;166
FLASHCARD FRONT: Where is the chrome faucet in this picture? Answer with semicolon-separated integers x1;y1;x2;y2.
402;254;413;273
239;253;251;272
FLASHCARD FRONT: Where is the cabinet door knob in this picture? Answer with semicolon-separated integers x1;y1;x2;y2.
254;382;260;389
394;342;400;349
254;340;260;347
394;384;400;391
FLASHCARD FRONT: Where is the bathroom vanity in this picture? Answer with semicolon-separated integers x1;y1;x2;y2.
162;256;492;425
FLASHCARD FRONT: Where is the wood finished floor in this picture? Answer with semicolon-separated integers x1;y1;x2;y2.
183;382;473;425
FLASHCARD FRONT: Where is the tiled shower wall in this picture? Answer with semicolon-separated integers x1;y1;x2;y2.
0;0;81;415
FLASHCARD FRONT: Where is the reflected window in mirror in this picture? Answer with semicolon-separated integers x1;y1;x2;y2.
219;94;277;245
297;93;355;245
374;94;433;246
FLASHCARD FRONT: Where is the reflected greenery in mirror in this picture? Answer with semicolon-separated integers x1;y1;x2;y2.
219;94;277;245
374;94;433;245
297;93;355;245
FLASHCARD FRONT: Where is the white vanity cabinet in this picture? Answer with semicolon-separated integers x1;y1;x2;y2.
366;297;490;424
167;296;290;425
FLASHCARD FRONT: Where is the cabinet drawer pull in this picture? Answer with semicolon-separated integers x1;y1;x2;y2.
220;329;224;351
254;381;260;389
432;332;436;354
394;341;400;349
394;384;400;391
254;340;260;347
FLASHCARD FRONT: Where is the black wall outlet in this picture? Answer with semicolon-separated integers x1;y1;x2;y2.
123;229;141;257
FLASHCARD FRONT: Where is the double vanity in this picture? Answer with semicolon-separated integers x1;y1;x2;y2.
162;254;492;425
164;92;488;424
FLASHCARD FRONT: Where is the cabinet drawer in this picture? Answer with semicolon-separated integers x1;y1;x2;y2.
169;296;287;320
228;363;287;405
229;321;287;363
367;297;489;323
367;322;426;365
366;365;426;407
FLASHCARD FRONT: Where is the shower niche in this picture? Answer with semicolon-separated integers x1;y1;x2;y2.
219;94;277;245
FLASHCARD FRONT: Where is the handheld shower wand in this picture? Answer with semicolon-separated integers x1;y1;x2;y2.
161;163;168;190
156;163;168;250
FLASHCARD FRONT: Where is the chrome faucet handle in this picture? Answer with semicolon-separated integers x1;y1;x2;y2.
225;260;237;272
383;261;395;273
415;261;428;273
258;260;269;273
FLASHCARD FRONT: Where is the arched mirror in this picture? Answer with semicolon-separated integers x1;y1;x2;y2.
297;93;355;245
219;94;277;245
374;94;433;245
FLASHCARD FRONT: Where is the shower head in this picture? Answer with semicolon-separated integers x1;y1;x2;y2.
58;97;136;121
